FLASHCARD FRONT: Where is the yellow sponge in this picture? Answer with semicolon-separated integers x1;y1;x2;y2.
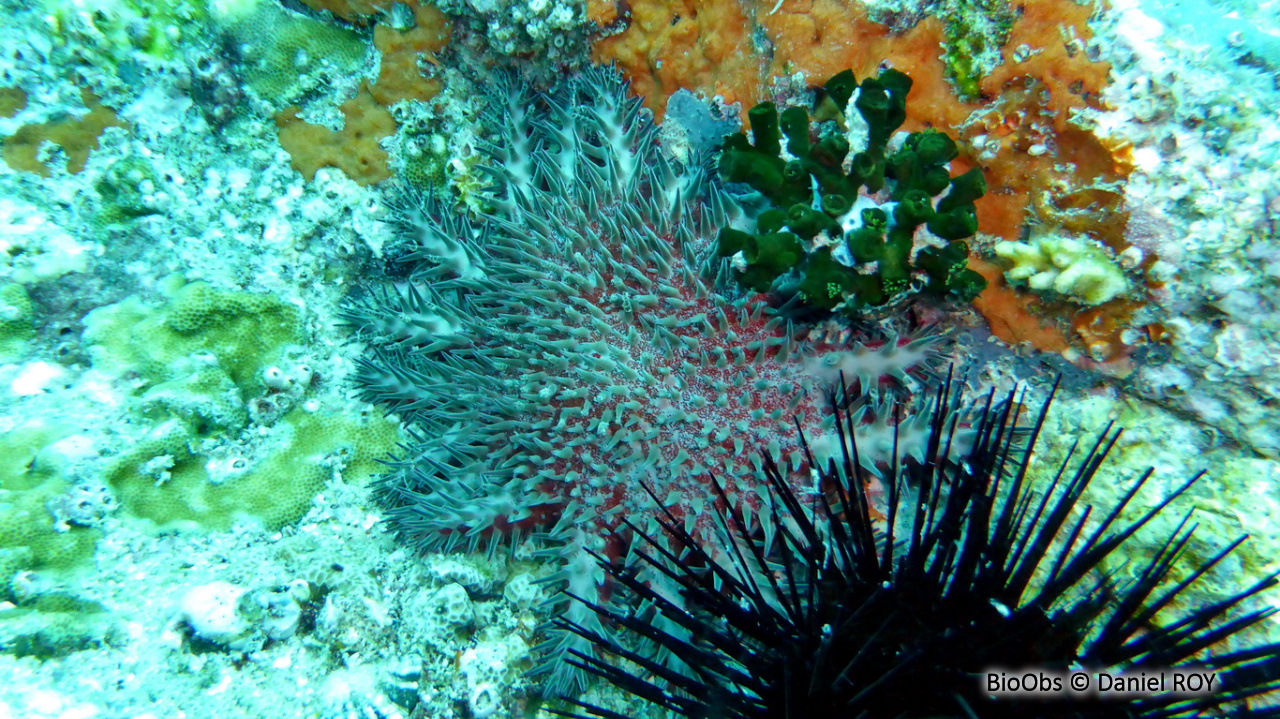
994;234;1128;306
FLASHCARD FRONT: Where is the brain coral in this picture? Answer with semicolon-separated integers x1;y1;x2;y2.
344;66;946;695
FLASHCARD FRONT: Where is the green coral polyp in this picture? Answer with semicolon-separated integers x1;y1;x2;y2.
786;204;838;240
846;208;888;263
893;190;934;226
927;203;979;241
717;228;803;293
798;248;881;309
717;69;988;312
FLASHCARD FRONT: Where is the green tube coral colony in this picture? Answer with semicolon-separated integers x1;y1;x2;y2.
717;69;988;313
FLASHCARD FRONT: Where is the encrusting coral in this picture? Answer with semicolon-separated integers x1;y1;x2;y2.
211;0;367;107
343;66;955;696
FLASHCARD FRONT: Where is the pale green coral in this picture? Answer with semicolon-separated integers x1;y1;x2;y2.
211;0;367;106
0;284;34;361
139;360;249;435
105;406;400;531
1029;393;1280;626
994;234;1129;305
0;421;98;600
400;133;450;192
80;280;403;532
47;0;210;61
82;279;302;393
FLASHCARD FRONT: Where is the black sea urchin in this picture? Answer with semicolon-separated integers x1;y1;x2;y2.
556;377;1280;718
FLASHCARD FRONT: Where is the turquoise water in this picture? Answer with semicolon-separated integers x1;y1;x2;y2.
0;0;1278;717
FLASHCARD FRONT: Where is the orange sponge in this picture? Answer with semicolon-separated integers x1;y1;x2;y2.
590;0;760;121
590;0;1133;365
370;0;450;106
276;82;397;185
2;89;126;176
297;0;387;21
980;0;1110;132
